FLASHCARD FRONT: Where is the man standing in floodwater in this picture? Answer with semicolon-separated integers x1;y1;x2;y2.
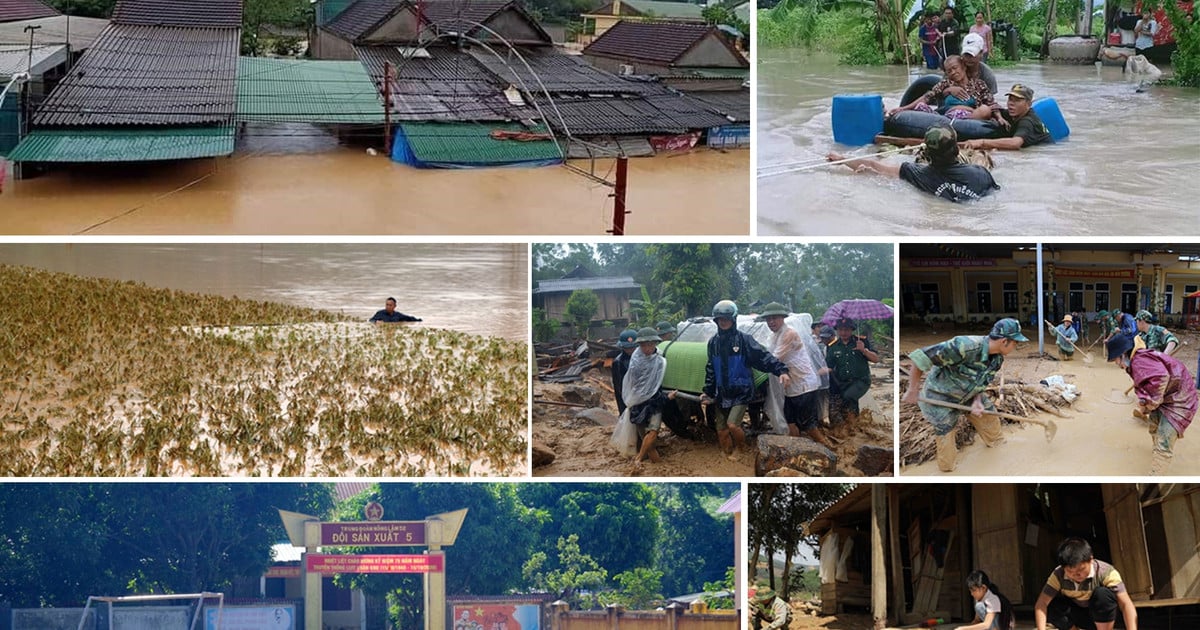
939;7;963;56
370;297;422;323
902;318;1028;472
701;300;791;455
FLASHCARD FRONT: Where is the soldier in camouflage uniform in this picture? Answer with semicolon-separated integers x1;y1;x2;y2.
1135;309;1180;354
901;318;1029;472
1095;310;1112;342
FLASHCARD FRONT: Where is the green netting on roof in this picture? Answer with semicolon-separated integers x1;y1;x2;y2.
237;57;385;124
7;127;234;162
394;122;563;168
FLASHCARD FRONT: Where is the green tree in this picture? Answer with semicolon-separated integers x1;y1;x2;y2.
701;566;736;609
242;0;309;56
647;244;733;317
627;285;680;328
650;483;736;596
606;567;664;610
47;0;117;17
532;307;560;342
564;289;600;338
523;534;609;609
1165;0;1200;86
748;483;851;596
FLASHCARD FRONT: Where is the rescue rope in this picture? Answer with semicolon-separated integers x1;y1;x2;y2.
757;143;924;179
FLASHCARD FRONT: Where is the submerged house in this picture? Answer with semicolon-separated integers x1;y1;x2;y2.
310;0;740;166
8;0;242;164
580;0;706;42
806;484;1200;625
581;21;748;91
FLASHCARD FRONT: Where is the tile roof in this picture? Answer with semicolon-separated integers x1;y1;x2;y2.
112;0;244;28
420;0;510;31
237;57;385;124
33;24;239;126
323;0;408;42
0;0;58;23
7;126;235;161
468;49;648;95
356;45;532;121
639;84;735;128
397;121;563;167
583;21;731;66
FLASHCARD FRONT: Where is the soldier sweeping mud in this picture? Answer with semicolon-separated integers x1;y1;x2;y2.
901;318;1028;472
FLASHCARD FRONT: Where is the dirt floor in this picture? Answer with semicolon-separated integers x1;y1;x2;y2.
898;325;1200;477
532;358;894;478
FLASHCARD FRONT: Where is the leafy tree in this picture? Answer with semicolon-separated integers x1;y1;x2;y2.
532;307;560;342
701;566;736;609
522;534;608;609
564;289;600;338
748;483;851;596
627;285;680;329
1165;0;1200;87
649;483;736;596
647;244;734;317
47;0;117;18
605;567;664;610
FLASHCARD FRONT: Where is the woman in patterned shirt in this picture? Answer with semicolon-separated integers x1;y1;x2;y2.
888;55;999;122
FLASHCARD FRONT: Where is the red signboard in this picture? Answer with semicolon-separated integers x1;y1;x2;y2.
1054;267;1136;279
265;565;302;578
320;521;425;546
306;554;443;574
909;258;997;268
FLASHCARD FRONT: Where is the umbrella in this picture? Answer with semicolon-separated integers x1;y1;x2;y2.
820;299;894;326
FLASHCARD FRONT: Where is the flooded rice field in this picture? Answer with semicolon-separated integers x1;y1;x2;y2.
758;51;1200;236
0;140;749;235
0;248;529;477
0;268;528;477
0;243;526;341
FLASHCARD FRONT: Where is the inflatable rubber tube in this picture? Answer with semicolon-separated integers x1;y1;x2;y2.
900;74;942;107
883;110;1005;140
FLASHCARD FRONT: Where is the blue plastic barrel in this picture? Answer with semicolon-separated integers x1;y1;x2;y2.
1031;97;1069;141
831;94;883;146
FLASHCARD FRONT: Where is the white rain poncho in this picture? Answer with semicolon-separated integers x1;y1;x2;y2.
609;349;666;456
764;325;823;434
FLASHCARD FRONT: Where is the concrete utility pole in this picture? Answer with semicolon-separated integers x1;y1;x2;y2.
24;24;41;72
608;156;628;235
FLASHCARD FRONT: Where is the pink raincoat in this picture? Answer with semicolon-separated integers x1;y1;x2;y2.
1130;349;1198;435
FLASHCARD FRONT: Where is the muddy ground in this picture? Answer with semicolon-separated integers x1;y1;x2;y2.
532;356;895;478
898;325;1200;476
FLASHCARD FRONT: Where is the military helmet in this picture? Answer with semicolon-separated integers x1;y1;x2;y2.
712;300;738;321
634;327;662;344
755;302;790;321
616;328;639;349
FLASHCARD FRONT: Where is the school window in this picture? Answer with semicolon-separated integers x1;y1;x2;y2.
265;577;287;599
975;282;992;312
1094;283;1109;311
1186;285;1198;294
322;577;352;611
919;283;940;314
1165;285;1174;313
1002;282;1018;313
1121;283;1138;313
1069;282;1083;312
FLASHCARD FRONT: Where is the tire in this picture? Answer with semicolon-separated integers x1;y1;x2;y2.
900;75;942;107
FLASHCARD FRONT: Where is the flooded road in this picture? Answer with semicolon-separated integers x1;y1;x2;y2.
758;51;1200;236
0;147;749;235
0;243;526;341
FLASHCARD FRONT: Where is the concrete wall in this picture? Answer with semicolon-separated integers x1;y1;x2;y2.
478;10;550;45
111;606;190;630
676;36;745;68
12;608;95;630
311;30;358;60
362;10;420;44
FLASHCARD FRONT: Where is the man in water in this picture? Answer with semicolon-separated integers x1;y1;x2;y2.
827;125;999;203
370;297;422;322
961;84;1052;151
960;32;998;94
938;7;962;56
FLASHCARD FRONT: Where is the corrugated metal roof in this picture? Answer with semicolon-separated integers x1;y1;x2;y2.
0;16;110;51
533;276;641;294
584;21;717;66
7;126;235;161
469;48;648;95
0;0;58;23
0;43;65;76
399;121;562;165
639;83;736;128
357;45;532;121
587;0;705;20
323;0;407;42
32;23;239;126
682;89;749;123
112;0;244;28
237;56;385;123
536;93;688;135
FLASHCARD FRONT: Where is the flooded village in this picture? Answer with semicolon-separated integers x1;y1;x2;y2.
0;0;749;234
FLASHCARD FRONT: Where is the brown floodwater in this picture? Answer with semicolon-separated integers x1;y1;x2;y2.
0;243;527;341
0;148;749;235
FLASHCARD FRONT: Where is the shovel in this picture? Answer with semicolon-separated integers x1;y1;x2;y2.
1045;320;1093;363
919;396;1058;442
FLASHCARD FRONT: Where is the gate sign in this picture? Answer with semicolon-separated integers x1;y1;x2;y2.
321;521;425;546
306;553;444;574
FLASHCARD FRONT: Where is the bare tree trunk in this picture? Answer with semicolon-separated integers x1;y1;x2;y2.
1042;0;1059;58
781;554;794;599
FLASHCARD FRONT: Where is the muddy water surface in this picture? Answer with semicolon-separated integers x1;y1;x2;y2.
0;148;749;235
758;52;1200;235
0;243;526;341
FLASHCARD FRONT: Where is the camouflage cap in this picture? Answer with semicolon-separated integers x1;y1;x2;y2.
1135;309;1155;322
924;125;959;154
990;317;1029;342
1005;84;1035;100
1097;309;1109;317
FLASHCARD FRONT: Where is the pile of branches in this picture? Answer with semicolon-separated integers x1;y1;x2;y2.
899;372;1075;466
